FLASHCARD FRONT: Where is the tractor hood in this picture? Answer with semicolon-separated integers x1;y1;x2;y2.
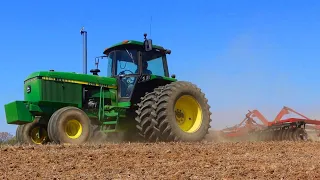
25;71;117;88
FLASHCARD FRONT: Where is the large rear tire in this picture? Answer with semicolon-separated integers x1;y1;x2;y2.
154;81;212;142
47;106;93;144
135;87;163;142
16;117;49;145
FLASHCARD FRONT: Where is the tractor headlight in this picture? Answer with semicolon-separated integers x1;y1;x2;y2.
26;85;31;93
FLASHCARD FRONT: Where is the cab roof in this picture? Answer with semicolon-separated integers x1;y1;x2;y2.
103;40;164;54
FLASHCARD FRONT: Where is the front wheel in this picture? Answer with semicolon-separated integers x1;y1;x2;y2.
16;117;49;145
47;106;93;144
154;81;212;142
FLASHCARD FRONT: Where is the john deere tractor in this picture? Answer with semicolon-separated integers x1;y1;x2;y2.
4;29;212;145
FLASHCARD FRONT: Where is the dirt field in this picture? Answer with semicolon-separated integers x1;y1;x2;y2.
1;140;320;180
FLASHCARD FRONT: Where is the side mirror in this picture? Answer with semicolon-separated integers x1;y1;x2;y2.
143;33;152;51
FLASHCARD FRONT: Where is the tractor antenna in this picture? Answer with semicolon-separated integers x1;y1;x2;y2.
149;16;152;38
80;27;87;74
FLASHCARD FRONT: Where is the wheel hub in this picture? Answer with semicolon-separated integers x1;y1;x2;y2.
175;109;185;124
30;126;48;144
65;119;83;139
174;95;203;133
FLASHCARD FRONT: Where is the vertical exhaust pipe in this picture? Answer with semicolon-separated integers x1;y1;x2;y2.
80;27;87;74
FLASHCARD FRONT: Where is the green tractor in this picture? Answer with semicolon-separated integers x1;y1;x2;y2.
4;29;212;145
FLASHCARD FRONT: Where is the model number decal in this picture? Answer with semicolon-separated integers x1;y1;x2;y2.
39;77;117;89
139;75;151;82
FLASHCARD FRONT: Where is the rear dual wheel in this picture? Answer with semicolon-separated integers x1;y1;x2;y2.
135;81;212;142
135;87;163;142
154;81;212;142
48;107;93;144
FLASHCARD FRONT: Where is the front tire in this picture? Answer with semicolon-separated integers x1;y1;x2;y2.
16;117;49;145
154;81;212;142
48;106;93;144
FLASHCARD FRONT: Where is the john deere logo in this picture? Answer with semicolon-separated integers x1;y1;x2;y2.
26;85;31;93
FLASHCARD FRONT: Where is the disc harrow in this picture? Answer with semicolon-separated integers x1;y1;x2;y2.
218;106;320;142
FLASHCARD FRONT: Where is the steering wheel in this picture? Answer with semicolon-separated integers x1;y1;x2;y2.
119;70;135;84
119;70;134;75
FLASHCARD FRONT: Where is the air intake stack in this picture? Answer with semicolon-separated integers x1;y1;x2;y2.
80;27;87;74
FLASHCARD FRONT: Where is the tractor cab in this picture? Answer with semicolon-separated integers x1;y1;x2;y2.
101;34;172;101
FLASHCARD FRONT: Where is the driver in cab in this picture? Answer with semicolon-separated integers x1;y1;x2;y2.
126;60;152;96
136;61;152;75
116;50;154;97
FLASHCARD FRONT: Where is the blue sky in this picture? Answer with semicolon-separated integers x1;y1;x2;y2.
1;0;320;134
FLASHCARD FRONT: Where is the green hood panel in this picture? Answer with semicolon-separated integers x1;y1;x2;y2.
25;71;117;88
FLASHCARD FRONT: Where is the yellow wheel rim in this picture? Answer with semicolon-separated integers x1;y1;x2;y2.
65;119;83;139
30;126;48;144
174;95;203;133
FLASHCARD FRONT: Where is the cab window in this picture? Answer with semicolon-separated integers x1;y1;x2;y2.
141;50;165;76
115;49;138;75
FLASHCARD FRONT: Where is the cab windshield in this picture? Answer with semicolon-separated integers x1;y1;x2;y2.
117;49;138;75
106;48;166;77
105;48;167;98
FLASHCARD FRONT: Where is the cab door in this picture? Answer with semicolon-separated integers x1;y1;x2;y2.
113;50;141;102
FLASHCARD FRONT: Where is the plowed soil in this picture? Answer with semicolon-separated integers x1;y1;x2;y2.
1;141;320;180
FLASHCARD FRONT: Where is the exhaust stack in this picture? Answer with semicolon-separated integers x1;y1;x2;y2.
80;27;87;74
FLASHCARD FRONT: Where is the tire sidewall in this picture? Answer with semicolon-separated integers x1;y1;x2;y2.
56;108;92;144
21;120;48;145
166;82;210;141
